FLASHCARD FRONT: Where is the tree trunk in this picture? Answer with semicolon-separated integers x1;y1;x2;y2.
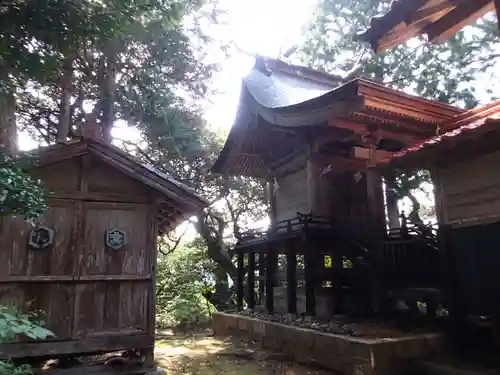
0;84;17;153
57;55;75;143
100;48;117;142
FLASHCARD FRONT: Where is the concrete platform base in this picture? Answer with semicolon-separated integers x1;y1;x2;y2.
212;312;443;375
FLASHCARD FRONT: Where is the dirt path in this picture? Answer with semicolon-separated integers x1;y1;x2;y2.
155;334;337;375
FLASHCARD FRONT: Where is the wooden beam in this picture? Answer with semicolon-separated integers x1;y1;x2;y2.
0;334;153;359
495;0;500;34
328;118;421;143
405;1;459;25
312;153;368;172
425;0;494;43
352;146;394;163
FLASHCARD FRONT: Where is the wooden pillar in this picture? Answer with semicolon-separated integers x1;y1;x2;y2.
365;169;386;238
258;253;265;301
384;170;400;229
268;179;277;228
247;249;256;310
265;249;276;312
303;220;316;316
236;249;244;311
286;239;297;314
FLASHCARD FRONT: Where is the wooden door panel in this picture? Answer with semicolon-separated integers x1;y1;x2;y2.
81;202;149;276
0;200;77;277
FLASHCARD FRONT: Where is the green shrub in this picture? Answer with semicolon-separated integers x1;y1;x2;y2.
0;306;54;375
156;243;215;328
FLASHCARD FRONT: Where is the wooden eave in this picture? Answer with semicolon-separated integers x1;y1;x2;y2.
377;105;500;169
212;78;465;178
359;0;495;53
27;139;208;231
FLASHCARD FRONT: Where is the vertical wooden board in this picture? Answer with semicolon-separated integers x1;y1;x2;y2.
0;215;30;276
0;201;77;278
81;203;148;276
28;201;76;276
72;283;105;337
109;207;148;276
0;284;24;310
103;283;121;331
118;282;149;332
23;283;74;339
81;207;111;275
30;158;81;194
85;157;151;197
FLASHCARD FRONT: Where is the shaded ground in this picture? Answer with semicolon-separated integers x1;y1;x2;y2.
155;333;336;375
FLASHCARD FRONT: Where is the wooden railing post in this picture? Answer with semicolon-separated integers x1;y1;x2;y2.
286;239;297;314
265;246;276;313
303;219;316;316
236;248;244;311
247;249;256;310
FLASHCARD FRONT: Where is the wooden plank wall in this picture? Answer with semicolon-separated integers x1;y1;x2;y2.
0;154;158;357
275;167;310;223
439;149;500;227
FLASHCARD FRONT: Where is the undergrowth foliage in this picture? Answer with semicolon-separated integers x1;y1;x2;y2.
155;243;216;329
0;306;54;375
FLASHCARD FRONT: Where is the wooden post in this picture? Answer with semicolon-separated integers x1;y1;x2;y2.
265;249;276;313
286;239;297;314
439;223;463;356
303;220;316;316
247;249;256;310
258;253;265;302
236;249;244;311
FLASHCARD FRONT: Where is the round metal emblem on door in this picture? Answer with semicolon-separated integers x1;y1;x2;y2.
28;227;55;249
105;228;127;250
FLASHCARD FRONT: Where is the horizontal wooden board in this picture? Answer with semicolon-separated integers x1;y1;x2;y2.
440;150;500;226
0;334;153;358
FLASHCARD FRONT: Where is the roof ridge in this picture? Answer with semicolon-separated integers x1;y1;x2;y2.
255;56;347;87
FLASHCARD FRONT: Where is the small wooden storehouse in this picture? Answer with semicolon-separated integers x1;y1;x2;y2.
0;136;208;373
212;57;464;317
381;101;500;318
359;0;499;53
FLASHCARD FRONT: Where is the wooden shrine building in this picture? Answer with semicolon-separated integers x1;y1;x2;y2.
0;135;208;374
212;57;465;318
359;0;500;53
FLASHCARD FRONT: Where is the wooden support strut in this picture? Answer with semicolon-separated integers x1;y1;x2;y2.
286;239;297;314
